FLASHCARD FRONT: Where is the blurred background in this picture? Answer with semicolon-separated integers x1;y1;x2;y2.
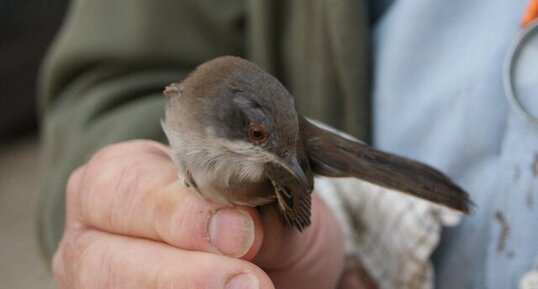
1;0;69;288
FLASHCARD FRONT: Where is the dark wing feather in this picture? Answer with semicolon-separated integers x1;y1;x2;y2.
266;142;314;231
272;181;312;231
300;116;472;213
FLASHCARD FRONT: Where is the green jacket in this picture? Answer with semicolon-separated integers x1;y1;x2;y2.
38;0;371;260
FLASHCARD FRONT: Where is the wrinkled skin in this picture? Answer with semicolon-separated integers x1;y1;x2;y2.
52;140;351;289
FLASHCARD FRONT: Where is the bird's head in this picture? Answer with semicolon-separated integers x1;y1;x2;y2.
162;56;309;188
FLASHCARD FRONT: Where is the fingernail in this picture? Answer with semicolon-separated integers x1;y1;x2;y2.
209;208;254;258
225;273;259;289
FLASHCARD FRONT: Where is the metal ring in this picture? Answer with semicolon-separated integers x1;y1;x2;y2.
503;19;538;126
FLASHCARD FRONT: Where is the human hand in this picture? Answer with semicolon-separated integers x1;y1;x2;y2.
52;140;346;289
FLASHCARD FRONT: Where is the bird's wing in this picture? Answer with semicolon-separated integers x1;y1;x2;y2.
266;143;314;231
299;116;472;213
271;178;312;232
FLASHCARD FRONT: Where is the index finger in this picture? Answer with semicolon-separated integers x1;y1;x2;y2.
67;140;264;259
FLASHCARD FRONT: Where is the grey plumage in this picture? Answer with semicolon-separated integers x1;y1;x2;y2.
162;56;471;231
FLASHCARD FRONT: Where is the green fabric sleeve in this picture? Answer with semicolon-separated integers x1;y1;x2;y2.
38;0;246;260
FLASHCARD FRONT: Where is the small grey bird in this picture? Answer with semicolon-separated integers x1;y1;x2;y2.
162;56;471;231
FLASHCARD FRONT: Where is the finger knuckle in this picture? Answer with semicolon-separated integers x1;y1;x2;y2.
53;229;95;289
75;142;161;229
84;141;169;194
51;248;67;283
65;166;87;213
66;166;85;195
76;237;115;288
85;148;142;197
84;148;124;187
90;140;165;163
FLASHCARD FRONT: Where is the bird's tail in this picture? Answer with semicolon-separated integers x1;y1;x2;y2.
300;117;472;213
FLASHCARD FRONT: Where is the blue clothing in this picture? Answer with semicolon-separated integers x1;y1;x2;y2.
372;0;538;288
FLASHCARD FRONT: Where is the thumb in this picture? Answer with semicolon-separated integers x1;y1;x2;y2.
253;194;345;289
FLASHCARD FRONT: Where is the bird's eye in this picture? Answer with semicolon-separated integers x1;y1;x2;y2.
248;123;268;144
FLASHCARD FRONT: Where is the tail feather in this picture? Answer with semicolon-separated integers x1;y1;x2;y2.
300;117;472;213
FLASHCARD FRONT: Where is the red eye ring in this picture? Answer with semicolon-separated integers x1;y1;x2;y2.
248;123;268;144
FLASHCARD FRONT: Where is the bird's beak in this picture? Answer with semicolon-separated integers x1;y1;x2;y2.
285;157;309;188
265;155;309;189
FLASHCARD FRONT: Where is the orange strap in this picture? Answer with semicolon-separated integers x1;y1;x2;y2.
522;0;538;26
